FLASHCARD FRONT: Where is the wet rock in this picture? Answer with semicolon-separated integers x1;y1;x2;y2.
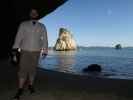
83;64;102;72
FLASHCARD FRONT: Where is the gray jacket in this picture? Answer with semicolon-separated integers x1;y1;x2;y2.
13;20;48;51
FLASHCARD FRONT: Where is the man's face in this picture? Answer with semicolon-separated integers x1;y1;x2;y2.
30;9;39;20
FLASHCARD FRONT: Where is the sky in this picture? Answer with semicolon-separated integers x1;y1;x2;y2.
39;0;133;47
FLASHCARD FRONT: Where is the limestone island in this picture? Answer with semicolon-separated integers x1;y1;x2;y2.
54;28;77;51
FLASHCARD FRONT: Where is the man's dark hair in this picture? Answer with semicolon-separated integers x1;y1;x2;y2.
29;7;40;19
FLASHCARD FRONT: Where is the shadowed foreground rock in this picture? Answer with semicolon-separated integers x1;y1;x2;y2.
54;28;77;51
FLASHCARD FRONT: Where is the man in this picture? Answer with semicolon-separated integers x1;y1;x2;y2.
13;8;48;100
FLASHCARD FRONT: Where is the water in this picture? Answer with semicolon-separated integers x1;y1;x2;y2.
39;47;133;80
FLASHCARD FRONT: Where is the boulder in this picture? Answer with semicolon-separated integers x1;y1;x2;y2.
54;28;77;51
83;64;102;72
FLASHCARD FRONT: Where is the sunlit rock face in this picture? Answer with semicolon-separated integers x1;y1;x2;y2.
54;28;77;51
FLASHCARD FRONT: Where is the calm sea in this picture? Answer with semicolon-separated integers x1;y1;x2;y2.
39;47;133;80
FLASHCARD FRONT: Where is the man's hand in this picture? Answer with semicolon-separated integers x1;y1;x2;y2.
40;48;48;58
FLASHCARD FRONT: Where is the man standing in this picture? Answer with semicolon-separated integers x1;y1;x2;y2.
13;9;48;100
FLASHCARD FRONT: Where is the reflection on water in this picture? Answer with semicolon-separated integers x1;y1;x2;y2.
54;51;76;73
39;50;77;73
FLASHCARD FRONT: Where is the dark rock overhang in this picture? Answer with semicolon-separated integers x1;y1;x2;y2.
0;0;68;59
13;0;68;22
